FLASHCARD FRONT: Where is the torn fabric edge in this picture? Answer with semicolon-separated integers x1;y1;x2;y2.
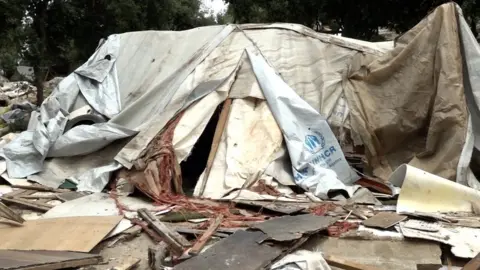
247;49;359;199
69;161;122;193
114;25;236;169
457;7;480;189
74;34;121;118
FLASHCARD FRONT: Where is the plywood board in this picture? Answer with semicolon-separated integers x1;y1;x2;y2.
0;216;122;252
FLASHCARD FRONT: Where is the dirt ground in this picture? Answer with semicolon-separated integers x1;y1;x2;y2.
85;233;154;270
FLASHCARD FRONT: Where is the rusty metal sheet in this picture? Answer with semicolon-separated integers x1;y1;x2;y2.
0;250;101;270
174;230;283;270
250;214;338;242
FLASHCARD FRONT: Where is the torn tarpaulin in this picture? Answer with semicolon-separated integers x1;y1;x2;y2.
0;34;136;183
248;50;359;199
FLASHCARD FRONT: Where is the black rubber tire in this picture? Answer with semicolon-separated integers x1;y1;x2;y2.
64;114;107;132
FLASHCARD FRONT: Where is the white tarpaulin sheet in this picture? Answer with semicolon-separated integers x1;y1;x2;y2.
248;50;359;199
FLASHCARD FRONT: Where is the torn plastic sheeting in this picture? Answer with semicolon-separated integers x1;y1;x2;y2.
48;123;137;157
247;50;359;200
74;34;121;118
271;250;331;270
390;164;480;213
69;161;122;192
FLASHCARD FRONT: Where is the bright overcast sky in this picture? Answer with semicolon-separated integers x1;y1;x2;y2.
202;0;228;14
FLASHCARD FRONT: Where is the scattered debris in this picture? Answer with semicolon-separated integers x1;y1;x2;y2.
189;214;224;255
0;201;24;224
138;208;191;255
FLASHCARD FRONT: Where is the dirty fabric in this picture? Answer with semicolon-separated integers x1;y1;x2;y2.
345;3;468;181
248;50;359;199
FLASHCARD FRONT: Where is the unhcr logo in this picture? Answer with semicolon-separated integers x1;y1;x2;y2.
304;133;325;153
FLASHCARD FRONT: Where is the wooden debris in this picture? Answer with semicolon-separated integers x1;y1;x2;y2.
0;201;24;223
148;242;170;270
362;212;407;229
175;227;229;238
0;196;53;212
11;184;68;193
55;191;90;202
324;254;382;270
463;252;480;270
189;214;224;255
198;98;232;196
138;209;191;255
0;250;102;270
110;257;141;270
18;194;58;200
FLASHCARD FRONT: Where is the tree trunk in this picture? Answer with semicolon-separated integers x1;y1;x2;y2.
32;0;49;106
34;66;44;106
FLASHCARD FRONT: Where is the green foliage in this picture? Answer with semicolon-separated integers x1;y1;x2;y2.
225;0;480;40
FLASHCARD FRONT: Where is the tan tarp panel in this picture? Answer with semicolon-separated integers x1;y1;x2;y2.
345;3;468;180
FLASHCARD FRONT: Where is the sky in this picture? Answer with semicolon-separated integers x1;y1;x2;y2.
202;0;228;14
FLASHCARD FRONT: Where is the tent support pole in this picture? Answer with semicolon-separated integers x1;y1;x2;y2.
198;98;233;197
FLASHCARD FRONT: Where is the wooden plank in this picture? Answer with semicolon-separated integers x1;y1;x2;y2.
0;250;101;270
324;254;382;270
189;215;224;255
18;194;58;200
148;242;169;270
0;197;52;212
138;209;191;255
11;184;68;193
0;216;122;252
0;201;24;223
463;252;480;270
197;98;232;196
175;227;229;238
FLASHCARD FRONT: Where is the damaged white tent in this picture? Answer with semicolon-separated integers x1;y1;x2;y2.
1;3;479;201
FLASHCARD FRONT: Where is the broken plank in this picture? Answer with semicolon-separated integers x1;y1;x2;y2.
463;252;480;270
189;215;224;255
0;201;24;223
149;242;170;270
0;250;102;270
18;194;58;200
175;227;229;238
138;209;191;255
198;98;232;197
0;197;52;212
11;184;68;193
324;254;382;270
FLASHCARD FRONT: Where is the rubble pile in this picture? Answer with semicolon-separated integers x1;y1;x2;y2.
1;3;480;270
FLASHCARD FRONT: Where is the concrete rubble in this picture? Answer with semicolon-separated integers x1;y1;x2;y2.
1;2;480;270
